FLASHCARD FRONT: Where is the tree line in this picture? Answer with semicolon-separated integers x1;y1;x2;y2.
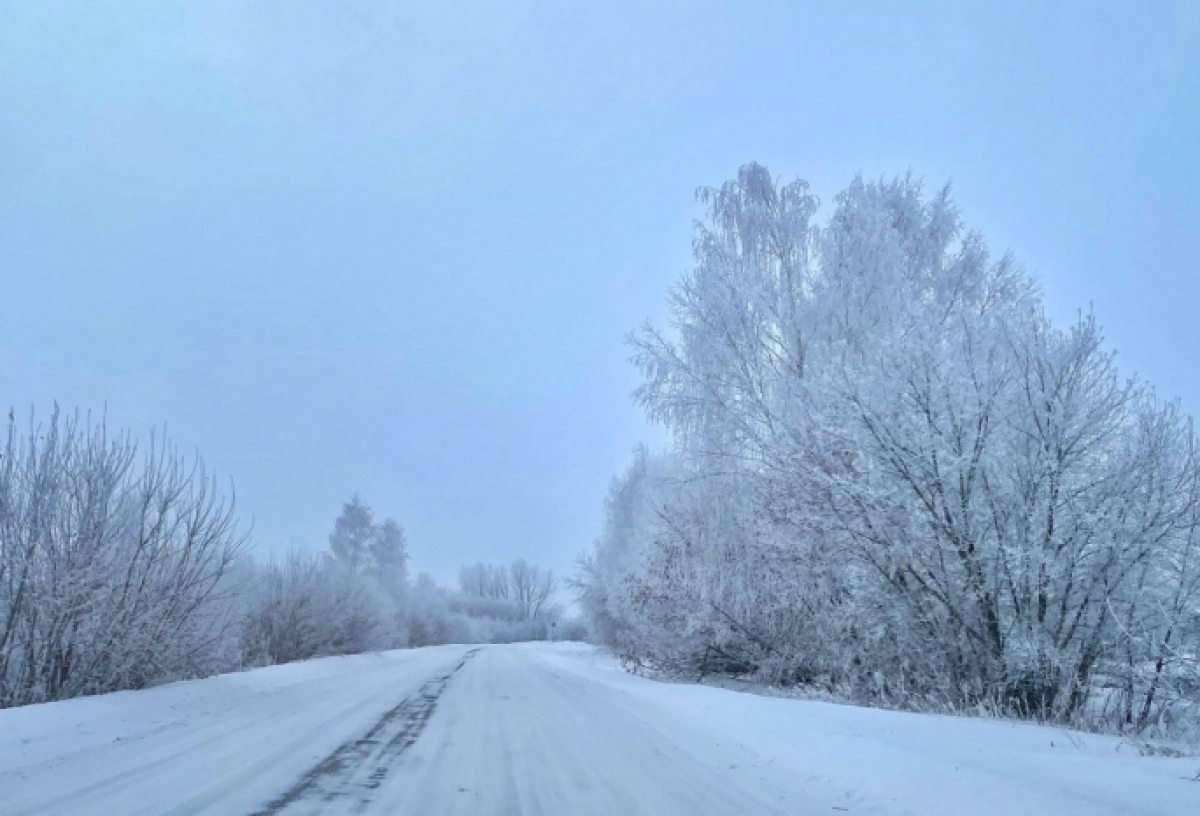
575;164;1200;736
0;410;565;709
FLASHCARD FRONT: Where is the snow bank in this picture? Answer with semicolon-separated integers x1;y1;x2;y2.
535;643;1199;816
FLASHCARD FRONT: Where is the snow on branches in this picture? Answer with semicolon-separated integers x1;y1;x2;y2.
580;164;1200;735
0;409;246;707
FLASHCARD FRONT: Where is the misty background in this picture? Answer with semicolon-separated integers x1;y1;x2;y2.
2;0;1197;581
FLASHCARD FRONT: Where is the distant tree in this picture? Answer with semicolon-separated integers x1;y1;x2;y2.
509;559;556;622
372;518;409;596
329;495;376;571
459;562;511;601
329;495;408;599
458;563;488;597
460;559;556;621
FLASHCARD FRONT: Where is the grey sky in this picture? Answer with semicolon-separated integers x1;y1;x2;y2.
2;1;1197;583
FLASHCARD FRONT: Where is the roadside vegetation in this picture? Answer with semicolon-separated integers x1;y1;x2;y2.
576;164;1200;741
0;415;565;708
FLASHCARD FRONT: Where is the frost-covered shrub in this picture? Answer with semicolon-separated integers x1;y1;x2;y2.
0;410;246;707
239;551;397;665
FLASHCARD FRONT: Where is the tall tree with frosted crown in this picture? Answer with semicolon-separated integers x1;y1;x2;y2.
579;162;1200;730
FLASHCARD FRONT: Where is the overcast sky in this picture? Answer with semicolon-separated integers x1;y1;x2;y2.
2;1;1197;583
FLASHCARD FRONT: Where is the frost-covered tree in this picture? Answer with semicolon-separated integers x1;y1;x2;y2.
329;495;408;602
329;495;375;570
373;518;409;593
578;163;1200;733
460;559;557;622
459;562;512;601
458;556;556;619
509;559;556;622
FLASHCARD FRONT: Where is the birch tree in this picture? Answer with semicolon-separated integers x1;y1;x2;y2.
579;164;1200;732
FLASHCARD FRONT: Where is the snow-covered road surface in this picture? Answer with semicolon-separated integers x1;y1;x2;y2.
1;643;1196;815
0;645;476;816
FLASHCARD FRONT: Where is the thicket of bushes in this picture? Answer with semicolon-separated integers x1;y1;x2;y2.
0;412;566;709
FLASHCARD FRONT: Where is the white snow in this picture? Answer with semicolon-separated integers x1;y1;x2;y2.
521;644;1199;815
0;645;476;816
0;642;1195;815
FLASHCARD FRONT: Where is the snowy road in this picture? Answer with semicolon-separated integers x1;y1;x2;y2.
1;643;1196;815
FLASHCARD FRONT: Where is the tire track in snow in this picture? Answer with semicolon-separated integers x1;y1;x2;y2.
249;648;482;816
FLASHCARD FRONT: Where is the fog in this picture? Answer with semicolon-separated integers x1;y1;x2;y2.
2;0;1196;582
